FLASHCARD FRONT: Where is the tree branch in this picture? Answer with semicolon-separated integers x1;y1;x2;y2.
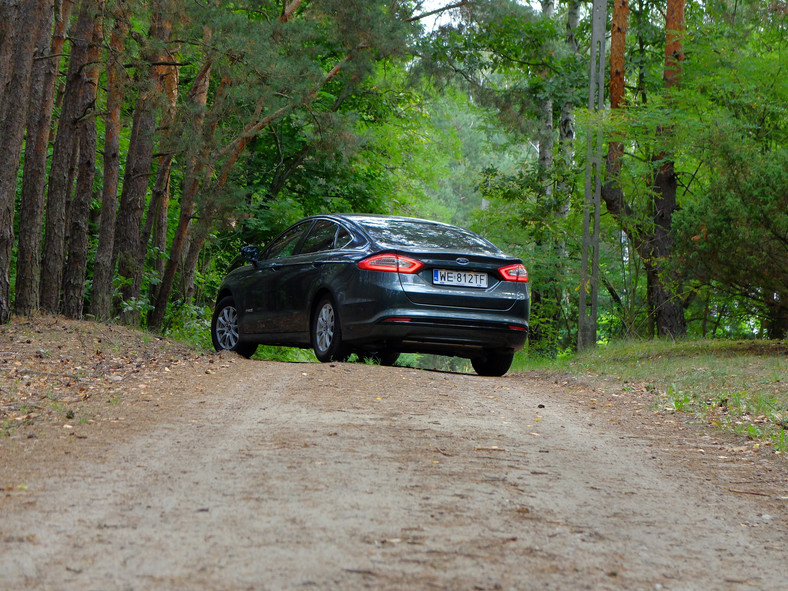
280;0;303;22
406;0;469;23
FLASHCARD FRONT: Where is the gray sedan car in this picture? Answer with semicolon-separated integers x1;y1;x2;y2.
211;214;530;376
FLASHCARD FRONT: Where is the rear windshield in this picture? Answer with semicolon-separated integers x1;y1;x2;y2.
354;217;502;255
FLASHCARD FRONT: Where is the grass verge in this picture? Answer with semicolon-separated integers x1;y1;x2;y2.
514;339;787;452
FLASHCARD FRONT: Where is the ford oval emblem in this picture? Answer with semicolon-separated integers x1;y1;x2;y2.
456;257;470;265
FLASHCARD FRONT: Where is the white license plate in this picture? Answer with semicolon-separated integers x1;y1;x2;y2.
433;269;488;288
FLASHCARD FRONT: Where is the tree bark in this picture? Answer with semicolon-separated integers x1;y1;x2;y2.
279;0;303;22
16;0;71;316
114;3;172;325
537;0;555;201
142;51;179;309
40;1;97;314
62;2;104;319
0;0;51;322
0;0;20;97
648;0;686;338
90;3;128;320
556;0;579;221
147;56;215;330
601;0;687;339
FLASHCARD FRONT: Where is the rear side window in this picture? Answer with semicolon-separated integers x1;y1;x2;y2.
335;227;353;249
301;220;338;254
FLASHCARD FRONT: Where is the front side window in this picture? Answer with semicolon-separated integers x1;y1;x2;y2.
265;223;309;259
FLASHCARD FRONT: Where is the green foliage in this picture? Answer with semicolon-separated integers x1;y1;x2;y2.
163;303;213;350
254;346;318;363
674;137;788;335
8;0;785;355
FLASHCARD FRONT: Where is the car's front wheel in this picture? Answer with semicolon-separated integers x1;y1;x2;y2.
211;296;258;358
471;350;514;377
312;295;348;362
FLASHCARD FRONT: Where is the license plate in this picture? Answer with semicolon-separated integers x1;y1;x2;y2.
433;269;488;288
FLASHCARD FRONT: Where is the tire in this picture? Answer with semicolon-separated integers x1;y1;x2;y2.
211;296;258;358
312;295;348;362
471;350;514;377
358;351;400;366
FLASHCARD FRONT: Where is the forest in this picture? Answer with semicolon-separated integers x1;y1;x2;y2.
1;0;786;356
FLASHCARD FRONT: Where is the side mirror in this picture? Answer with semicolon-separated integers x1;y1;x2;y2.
241;245;260;264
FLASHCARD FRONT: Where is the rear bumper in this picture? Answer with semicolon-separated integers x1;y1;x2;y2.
358;316;528;357
337;276;529;357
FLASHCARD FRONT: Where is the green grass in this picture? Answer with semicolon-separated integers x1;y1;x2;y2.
514;339;788;451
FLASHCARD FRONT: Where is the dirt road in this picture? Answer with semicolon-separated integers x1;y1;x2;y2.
2;354;787;590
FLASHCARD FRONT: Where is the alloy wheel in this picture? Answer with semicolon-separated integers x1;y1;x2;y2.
315;302;335;353
215;305;240;350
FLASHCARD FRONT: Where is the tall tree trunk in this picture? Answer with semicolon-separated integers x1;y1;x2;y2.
90;4;128;320
40;1;96;314
529;0;557;349
0;0;51;322
764;292;788;340
537;0;555;199
114;3;172;325
554;0;579;343
648;0;686;338
63;2;104;318
601;0;687;339
16;0;71;316
557;0;579;221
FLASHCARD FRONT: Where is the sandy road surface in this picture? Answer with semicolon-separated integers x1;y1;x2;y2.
1;357;787;591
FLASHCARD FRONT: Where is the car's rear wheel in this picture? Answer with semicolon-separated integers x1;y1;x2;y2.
471;350;514;377
212;296;258;358
312;295;348;362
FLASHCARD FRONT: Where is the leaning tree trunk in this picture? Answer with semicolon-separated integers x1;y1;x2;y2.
147;65;223;330
16;0;71;316
40;1;97;315
114;5;172;325
0;0;50;322
62;4;104;319
90;5;128;320
142;55;179;310
0;0;20;96
145;27;214;330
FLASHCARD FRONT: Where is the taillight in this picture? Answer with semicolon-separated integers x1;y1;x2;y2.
499;263;529;282
358;254;424;274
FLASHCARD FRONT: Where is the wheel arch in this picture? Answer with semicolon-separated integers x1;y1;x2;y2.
215;287;234;306
309;288;335;331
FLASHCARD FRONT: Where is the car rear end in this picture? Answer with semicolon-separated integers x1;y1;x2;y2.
337;216;530;358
